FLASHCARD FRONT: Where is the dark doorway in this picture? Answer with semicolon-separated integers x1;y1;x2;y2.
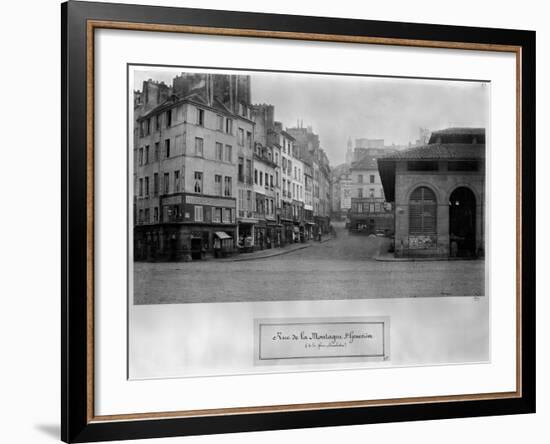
368;219;375;234
190;237;204;260
449;187;476;257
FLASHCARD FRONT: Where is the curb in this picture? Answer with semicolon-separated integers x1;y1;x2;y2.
224;244;311;262
373;255;485;262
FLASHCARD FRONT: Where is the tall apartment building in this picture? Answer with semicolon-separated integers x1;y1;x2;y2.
330;162;352;221
348;147;394;234
278;124;299;243
303;163;314;238
133;73;254;261
287;124;332;234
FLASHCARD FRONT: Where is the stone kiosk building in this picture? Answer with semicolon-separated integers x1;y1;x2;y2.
377;128;485;258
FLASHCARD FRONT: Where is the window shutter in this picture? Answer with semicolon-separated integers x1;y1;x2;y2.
409;187;437;235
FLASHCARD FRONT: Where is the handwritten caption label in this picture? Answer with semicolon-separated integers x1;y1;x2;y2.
257;319;388;362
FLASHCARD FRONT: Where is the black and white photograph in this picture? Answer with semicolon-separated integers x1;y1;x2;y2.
129;66;489;379
1;0;541;442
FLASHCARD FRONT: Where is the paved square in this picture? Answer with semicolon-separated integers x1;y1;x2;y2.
134;225;485;304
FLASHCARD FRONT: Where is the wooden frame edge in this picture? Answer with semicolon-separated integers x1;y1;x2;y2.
82;16;527;427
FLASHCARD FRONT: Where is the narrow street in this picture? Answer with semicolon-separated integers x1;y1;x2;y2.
134;223;485;304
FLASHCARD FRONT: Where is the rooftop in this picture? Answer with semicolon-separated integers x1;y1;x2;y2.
380;143;485;161
377;127;486;202
350;156;378;171
428;127;485;144
138;91;241;121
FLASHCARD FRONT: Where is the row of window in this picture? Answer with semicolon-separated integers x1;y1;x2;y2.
356;188;383;199
137;207;160;224
281;156;301;179
281;179;303;201
406;161;480;172
212;174;233;197
281;136;293;155
137;172;232;197
138;171;181;197
138;141;167;165
357;174;376;184
139;106;240;137
237;157;253;183
352;202;390;214
139;111;173;137
279;201;305;219
254;169;277;189
136;205;233;225
138;137;234;164
255;197;276;217
136;170;308;202
237;189;279;215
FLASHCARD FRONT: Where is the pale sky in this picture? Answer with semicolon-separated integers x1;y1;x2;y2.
133;69;489;166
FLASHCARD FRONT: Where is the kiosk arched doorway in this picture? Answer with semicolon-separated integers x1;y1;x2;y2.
449;187;476;257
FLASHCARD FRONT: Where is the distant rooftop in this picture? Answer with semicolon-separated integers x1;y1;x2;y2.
428;127;485;144
350;156;378;171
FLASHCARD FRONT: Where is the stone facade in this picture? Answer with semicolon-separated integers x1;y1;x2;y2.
378;128;485;258
133;74;336;261
392;163;485;257
133;74;254;260
286;125;332;234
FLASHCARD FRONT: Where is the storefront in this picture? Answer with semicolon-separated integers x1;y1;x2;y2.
254;220;267;250
213;231;234;258
237;220;255;252
266;221;278;249
314;216;331;235
133;192;237;261
280;218;293;246
305;221;315;241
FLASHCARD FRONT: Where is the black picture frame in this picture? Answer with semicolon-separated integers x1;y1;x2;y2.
61;1;536;442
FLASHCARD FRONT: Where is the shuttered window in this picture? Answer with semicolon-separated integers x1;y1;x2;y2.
409;187;437;235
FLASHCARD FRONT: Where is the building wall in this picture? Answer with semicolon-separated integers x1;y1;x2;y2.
393;161;485;257
272;144;282;212
135;102;253;218
134;96;253;259
355;138;385;149
340;178;352;210
286;125;331;223
253;155;276;220
183;104;245;198
349;169;385;200
291;157;305;205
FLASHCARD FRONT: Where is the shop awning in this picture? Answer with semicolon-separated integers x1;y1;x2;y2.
215;231;232;239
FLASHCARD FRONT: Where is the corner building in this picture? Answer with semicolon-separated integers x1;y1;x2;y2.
133;73;254;261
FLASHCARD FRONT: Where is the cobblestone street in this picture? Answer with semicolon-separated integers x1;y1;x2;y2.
134;224;485;304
